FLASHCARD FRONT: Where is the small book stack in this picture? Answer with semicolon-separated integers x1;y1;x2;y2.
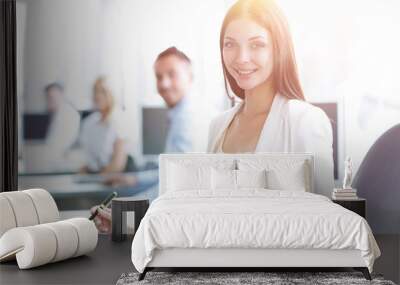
332;188;358;200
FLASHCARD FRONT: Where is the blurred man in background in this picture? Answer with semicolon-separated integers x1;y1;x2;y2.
44;82;80;169
93;47;216;232
154;46;197;153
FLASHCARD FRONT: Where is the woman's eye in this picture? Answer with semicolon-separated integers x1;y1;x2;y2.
224;42;234;48
251;42;266;49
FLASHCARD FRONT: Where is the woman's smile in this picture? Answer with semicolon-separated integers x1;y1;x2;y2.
235;68;258;76
234;67;259;81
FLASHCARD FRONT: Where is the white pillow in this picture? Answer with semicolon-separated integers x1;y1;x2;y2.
167;163;211;191
236;169;268;189
211;168;236;190
238;159;309;191
267;163;307;191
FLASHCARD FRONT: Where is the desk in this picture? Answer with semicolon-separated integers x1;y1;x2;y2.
0;235;133;285
18;170;159;210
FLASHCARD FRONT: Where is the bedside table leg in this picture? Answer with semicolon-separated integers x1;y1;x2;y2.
138;268;148;281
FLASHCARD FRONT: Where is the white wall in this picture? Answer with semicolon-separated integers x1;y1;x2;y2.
23;0;101;111
280;0;400;177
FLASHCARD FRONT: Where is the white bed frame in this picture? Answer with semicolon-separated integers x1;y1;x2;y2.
139;153;370;280
148;248;365;267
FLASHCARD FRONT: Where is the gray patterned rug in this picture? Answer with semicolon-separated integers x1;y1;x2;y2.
116;271;396;285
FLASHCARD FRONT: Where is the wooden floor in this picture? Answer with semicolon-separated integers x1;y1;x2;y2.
0;235;133;285
373;234;400;284
0;234;398;285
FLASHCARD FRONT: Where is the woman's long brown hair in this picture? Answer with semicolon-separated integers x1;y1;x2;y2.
220;0;305;104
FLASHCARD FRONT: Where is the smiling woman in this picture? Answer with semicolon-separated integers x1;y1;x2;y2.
220;0;304;102
208;0;335;198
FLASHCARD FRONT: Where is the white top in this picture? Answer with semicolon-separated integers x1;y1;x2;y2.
79;111;127;172
207;93;334;197
216;128;228;153
45;100;80;158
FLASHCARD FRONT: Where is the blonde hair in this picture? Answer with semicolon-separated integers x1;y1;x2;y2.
220;0;305;102
93;76;115;120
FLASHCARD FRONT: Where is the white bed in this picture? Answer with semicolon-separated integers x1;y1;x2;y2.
131;153;380;280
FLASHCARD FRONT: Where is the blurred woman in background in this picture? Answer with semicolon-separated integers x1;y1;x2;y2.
79;76;129;174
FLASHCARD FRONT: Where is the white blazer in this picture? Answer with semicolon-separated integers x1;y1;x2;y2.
207;93;335;197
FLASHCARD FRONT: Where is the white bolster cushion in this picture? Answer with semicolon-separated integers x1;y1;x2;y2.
24;189;59;224
1;191;39;227
0;218;98;269
0;226;57;269
0;196;17;237
42;221;79;262
65;218;98;257
0;189;59;238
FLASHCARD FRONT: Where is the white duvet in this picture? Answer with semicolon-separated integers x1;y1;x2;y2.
131;190;380;273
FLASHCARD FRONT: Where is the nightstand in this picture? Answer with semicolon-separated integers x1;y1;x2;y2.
332;198;366;218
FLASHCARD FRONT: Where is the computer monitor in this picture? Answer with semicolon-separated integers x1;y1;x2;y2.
142;107;169;155
23;113;51;140
311;102;338;179
79;109;95;121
